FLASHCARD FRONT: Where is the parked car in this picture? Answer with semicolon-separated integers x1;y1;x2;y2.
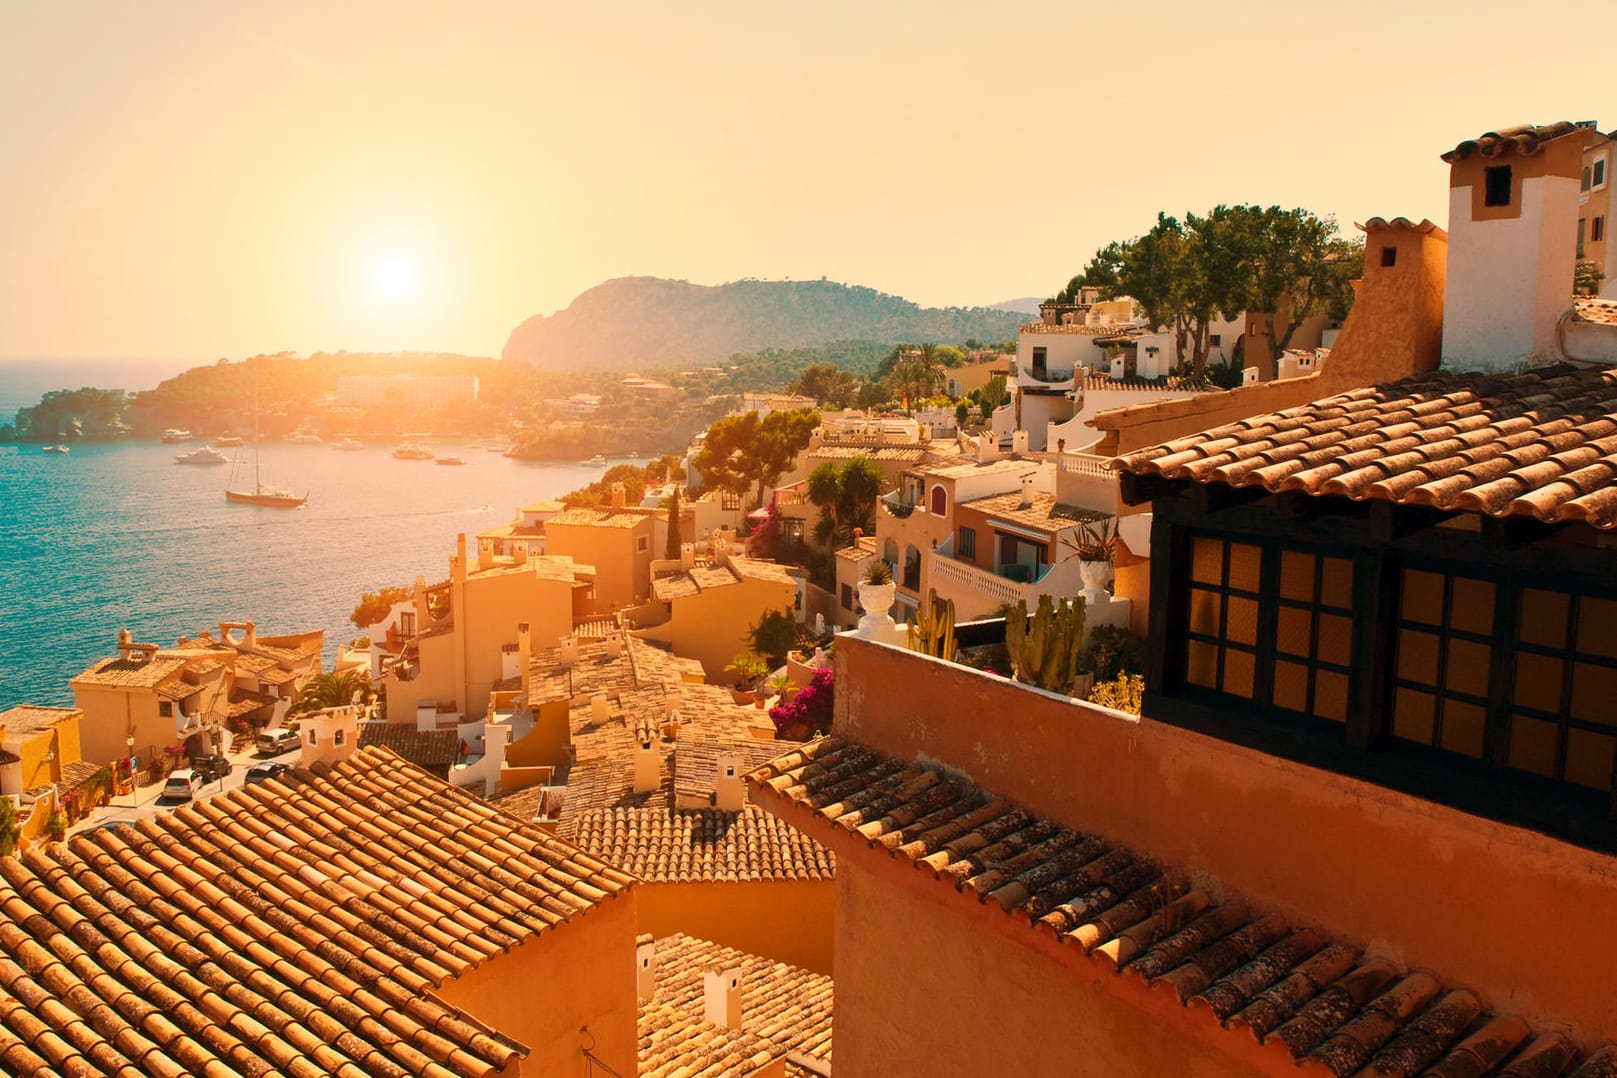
192;755;232;782
256;728;301;755
157;769;201;806
244;761;290;786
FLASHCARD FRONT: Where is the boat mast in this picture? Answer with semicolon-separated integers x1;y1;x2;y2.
252;361;261;494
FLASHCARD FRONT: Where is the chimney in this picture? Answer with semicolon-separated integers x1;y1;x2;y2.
703;966;744;1030
518;622;532;695
590;693;610;723
662;706;682;741
977;435;998;463
633;732;659;793
610;482;627;508
414;576;431;624
636;938;658;1001
711;537;728;567
1011;430;1029;456
560;634;579;668
606;629;624;659
1019;475;1035;509
453;534;468;583
680;542;695;571
513;541;528;566
477;537;494;571
714;750;744;812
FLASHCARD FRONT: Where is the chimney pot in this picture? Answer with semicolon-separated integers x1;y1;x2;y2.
703;965;743;1029
636;938;658;1001
714;751;745;812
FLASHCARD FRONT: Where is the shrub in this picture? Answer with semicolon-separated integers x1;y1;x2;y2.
1079;624;1148;683
0;796;17;857
1087;673;1145;714
770;665;834;740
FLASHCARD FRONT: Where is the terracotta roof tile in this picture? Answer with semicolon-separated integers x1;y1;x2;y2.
1574;298;1617;327
356;723;460;770
0;746;635;1077
0;706;79;736
750;737;1613;1078
640;933;831;1074
568;805;833;883
69;655;188;690
1115;366;1617;530
638;998;781;1077
1440;121;1600;162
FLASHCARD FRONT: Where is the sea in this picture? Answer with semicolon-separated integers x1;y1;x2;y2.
0;437;614;708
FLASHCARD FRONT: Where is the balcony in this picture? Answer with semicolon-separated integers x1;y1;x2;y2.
927;553;1037;611
880;492;917;519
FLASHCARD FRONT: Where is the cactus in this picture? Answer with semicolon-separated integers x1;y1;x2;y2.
907;588;957;659
1005;593;1087;694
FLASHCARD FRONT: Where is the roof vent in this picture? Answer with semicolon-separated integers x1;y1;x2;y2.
703;965;744;1029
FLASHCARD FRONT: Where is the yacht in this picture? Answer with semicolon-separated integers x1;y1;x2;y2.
161;429;193;443
175;445;230;465
287;432;323;444
331;437;365;451
225;363;308;509
212;434;244;447
435;455;467;467
392;444;434;461
42;444;69;454
585;454;609;466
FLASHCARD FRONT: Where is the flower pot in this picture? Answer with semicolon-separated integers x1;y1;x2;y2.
1077;559;1112;609
857;582;897;636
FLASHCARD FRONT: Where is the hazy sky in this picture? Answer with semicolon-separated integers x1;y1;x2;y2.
2;1;1612;361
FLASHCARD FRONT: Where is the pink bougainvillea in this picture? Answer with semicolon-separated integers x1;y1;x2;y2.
769;665;833;741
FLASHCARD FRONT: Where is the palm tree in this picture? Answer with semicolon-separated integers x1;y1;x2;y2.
289;670;370;716
807;457;882;548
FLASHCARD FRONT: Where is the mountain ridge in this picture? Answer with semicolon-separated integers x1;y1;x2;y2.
502;276;1026;370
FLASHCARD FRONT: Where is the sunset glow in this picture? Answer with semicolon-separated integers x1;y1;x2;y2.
369;255;419;301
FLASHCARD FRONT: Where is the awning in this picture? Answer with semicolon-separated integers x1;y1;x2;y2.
988;519;1056;544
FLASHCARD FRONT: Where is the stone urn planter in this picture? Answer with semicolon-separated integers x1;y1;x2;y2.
857;581;897;637
1077;559;1112;609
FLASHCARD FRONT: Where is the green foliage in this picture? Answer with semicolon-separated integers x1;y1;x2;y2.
564;463;652;506
1576;259;1606;296
792;364;860;408
351;584;413;629
1203;355;1247;390
726;652;770;691
808;456;883;549
862;557;893;585
907;589;957;660
695;407;820;505
0;795;18;857
1005;594;1086;694
1086;673;1145;714
8;387;128;441
289;670;371;716
46;810;68;842
1079;625;1148;683
750;607;798;668
664;487;683;558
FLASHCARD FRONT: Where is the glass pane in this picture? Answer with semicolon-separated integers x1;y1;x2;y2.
1189;588;1221;637
1397;629;1441;686
1317;614;1353;667
1273;660;1309;712
1514;652;1565;711
1441;701;1486;759
1320;557;1353;610
1279;550;1315;603
1187;640;1218;688
1393;688;1436;745
1449;577;1495;636
1222;648;1255;699
1276;607;1312;658
1445;639;1492;698
1519;588;1570;649
1191;537;1224;585
1507;715;1559;778
1226;597;1259;647
1565;729;1615;791
1570;661;1617;728
1400;569;1446;625
1576;597;1617;659
1228;542;1262;593
1315;670;1349;723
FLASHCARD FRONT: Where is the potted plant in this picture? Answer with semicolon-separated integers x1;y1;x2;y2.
857;558;896;632
726;653;770;705
1068;518;1118;608
1005;594;1087;695
767;672;796;705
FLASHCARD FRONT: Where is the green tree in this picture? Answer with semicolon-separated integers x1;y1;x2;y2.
664;486;683;558
750;607;798;668
694;407;820;506
1576;259;1606;296
792;364;859;408
1053;240;1127;303
0;794;17;856
289;670;371;716
806;456;883;548
351;584;413;628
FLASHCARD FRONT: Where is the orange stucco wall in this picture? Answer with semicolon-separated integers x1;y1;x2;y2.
73;684;164;767
632;575;797;683
833;635;1617;1038
833;855;1264;1078
635;879;835;975
434;891;639;1078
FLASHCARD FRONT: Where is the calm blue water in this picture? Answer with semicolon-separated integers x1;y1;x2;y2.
0;440;612;707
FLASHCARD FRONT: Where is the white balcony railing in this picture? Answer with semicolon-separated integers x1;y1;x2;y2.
927;554;1027;608
1057;452;1118;478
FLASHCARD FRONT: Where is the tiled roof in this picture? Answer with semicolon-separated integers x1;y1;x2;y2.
70;654;188;690
567;805;835;883
1440;121;1597;162
155;680;200;701
651;557;796;602
642;933;832;1075
0;746;635;1077
639;998;781;1078
548;505;654;529
357;722;461;770
487;781;550;825
674;738;784;805
808;445;930;463
750;738;1617;1078
25;760;104;799
1574;297;1617;327
0;706;79;736
1360;216;1444;236
961;490;1105;534
1113;366;1617;530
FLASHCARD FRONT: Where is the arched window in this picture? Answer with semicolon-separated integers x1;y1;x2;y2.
930;485;947;516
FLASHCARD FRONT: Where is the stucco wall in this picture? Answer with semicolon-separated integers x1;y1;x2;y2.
634;878;835;975
833;635;1617;1037
434;891;639;1078
833;855;1264;1078
74;684;164;767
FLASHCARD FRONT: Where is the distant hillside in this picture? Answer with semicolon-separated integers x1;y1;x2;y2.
988;297;1044;316
503;277;1026;370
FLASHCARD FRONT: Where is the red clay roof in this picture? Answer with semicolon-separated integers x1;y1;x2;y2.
1440;121;1599;162
1114;366;1617;529
749;737;1617;1078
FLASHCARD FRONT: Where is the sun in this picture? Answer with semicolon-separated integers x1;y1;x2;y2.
370;254;419;299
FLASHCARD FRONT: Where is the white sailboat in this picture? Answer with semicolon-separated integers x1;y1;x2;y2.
226;365;308;508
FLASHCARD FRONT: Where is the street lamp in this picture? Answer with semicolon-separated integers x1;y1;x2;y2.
125;735;136;809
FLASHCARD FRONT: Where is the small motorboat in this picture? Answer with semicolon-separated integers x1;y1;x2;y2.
435;455;467;467
212;434;244;447
392;444;434;460
287;432;323;444
585;454;608;466
162;429;193;443
331;437;366;451
175;445;231;465
42;444;69;454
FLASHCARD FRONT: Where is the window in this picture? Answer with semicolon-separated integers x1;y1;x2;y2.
307;729;317;746
1273;551;1354;722
1484;165;1513;207
637;536;650;553
841;583;853;611
1381;245;1398;268
1579;218;1588;258
1390;570;1494;760
334;729;345;746
1209;334;1222;348
1595;216;1606;243
1508;588;1617;791
930;485;947;516
1032;346;1048;379
721;491;741;510
1185;537;1263;700
1596;158;1608;188
399;611;416;636
958;526;976;558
